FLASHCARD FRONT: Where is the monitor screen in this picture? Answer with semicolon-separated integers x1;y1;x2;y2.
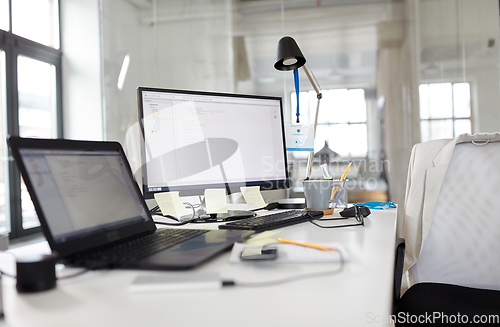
137;87;289;198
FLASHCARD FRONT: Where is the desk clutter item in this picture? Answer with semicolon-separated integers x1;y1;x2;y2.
331;180;348;209
303;179;335;210
230;242;347;264
355;201;396;209
305;207;334;215
16;254;57;293
340;205;371;218
276;198;306;209
240;186;266;209
218;210;323;233
331;162;352;209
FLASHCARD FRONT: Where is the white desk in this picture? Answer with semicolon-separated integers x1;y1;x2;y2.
0;208;397;327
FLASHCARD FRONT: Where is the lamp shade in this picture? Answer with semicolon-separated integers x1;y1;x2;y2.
274;36;306;71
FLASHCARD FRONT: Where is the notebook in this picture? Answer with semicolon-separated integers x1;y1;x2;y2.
7;136;253;270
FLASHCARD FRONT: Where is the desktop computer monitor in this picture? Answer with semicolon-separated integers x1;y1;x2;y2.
137;87;289;216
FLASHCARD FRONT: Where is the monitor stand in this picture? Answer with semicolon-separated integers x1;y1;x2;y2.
195;196;256;222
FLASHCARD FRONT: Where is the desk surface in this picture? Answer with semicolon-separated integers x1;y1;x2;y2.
0;207;397;327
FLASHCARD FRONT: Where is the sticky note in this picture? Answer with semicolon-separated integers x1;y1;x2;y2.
204;188;228;214
244;230;281;245
154;192;187;217
240;186;266;209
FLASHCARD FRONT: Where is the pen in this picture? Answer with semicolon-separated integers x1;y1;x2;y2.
331;161;352;201
277;237;335;252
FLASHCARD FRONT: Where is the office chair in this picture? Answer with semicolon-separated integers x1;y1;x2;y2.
395;134;500;326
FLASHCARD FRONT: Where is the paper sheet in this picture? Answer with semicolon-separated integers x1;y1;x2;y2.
204;188;228;214
154;191;188;216
240;186;266;209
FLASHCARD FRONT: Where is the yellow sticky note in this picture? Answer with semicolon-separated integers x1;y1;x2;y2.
240;186;266;209
154;192;187;217
244;230;281;245
204;188;228;214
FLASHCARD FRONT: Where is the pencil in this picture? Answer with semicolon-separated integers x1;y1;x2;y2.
331;161;352;201
277;237;335;251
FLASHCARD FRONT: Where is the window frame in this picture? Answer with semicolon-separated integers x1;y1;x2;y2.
289;88;369;160
419;82;473;142
0;1;62;239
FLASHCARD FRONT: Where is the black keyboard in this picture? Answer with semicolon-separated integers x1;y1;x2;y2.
218;210;323;233
74;228;208;265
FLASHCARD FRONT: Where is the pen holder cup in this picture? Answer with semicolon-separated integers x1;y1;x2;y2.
331;180;348;209
302;179;335;211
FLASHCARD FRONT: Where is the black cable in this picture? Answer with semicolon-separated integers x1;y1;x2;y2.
309;205;365;229
309;219;363;229
57;268;90;280
316;217;349;221
222;251;345;288
250;202;280;212
154;220;192;226
0;271;16;279
149;205;160;214
0;268;90;280
152;214;193;226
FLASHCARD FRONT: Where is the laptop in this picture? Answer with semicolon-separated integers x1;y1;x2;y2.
7;136;253;270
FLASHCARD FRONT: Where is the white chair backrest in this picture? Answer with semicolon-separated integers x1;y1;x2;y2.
412;141;500;290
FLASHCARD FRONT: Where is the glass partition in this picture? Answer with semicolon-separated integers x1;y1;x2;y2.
100;0;500;206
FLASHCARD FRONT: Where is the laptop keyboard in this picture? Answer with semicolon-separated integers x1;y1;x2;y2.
74;228;208;265
218;210;324;233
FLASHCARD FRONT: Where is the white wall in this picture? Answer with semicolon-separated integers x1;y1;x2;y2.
60;0;103;141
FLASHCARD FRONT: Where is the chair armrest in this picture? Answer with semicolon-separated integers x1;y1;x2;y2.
393;238;405;315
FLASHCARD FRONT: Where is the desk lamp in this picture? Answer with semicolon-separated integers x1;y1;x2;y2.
274;36;322;180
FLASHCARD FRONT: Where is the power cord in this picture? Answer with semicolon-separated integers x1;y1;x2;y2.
57;268;91;280
0;251;90;280
151;201;280;225
1;267;90;280
151;202;197;226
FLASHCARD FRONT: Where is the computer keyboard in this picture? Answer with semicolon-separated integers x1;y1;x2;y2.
74;229;208;264
218;209;324;233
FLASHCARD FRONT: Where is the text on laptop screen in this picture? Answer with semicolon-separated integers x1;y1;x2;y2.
138;88;289;197
19;149;150;243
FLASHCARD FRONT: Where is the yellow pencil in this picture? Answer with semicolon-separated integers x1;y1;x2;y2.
277;237;335;252
340;161;352;181
331;161;352;201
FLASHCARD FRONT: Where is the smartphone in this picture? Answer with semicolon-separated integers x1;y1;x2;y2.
240;246;277;261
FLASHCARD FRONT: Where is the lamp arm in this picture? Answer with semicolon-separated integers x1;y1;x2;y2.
302;65;321;96
304;96;321;180
301;65;322;180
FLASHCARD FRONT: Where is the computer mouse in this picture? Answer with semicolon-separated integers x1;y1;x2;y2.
340;205;371;218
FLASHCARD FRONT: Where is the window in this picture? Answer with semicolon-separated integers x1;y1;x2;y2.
0;50;7;232
290;88;368;159
0;0;62;238
419;83;472;142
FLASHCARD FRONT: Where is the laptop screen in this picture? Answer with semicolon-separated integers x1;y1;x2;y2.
19;148;150;244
